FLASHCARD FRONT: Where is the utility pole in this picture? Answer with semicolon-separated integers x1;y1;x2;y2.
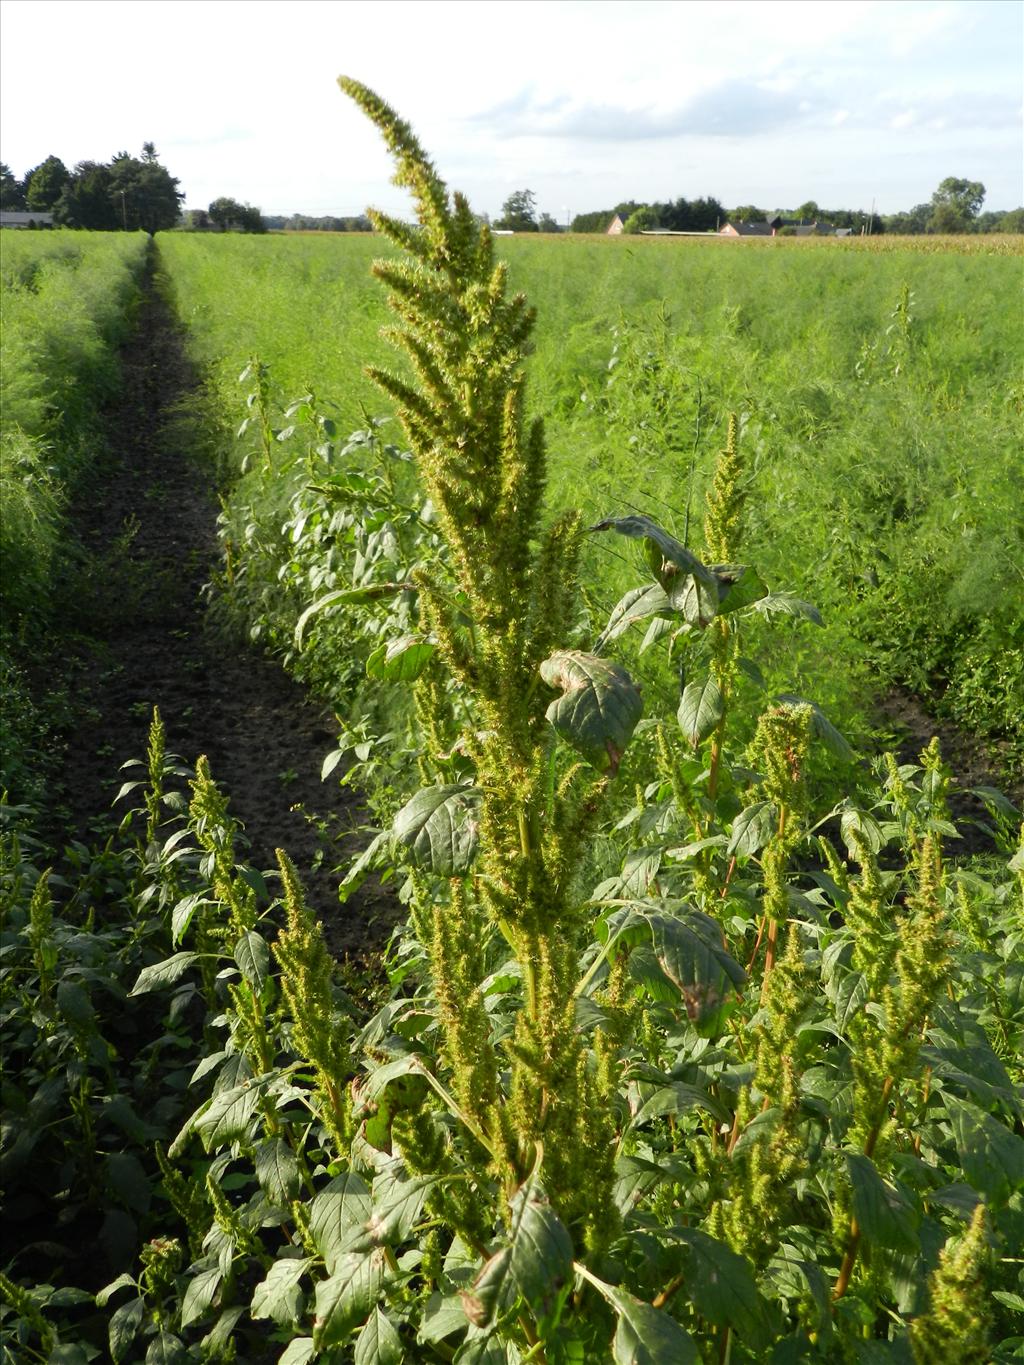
119;190;127;231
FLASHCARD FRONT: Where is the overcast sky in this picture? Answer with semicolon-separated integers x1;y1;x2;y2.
1;0;1021;219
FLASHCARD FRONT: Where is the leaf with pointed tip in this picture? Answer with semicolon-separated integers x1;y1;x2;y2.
354;1307;404;1365
254;1137;301;1205
251;1256;309;1327
366;634;436;682
508;1182;574;1326
586;1281;697;1365
846;1153;919;1252
393;785;481;875
751;592;822;626
309;1173;374;1271
728;801;778;857
712;563;768;614
295;582;413;647
540;651;642;776
596;583;673;652
234;932;270;992
130;952;200;995
944;1095;1024;1202
645;909;746;1023
677;675;724;747
364;1167;440;1248
313;1249;390;1349
589;515;719;626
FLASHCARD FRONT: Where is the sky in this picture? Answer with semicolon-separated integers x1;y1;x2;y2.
1;0;1021;220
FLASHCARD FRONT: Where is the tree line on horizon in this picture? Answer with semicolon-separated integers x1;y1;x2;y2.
550;178;1021;236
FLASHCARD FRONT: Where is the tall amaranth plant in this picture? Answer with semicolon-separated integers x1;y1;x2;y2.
339;78;634;1242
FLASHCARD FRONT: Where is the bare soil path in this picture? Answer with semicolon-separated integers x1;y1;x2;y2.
56;246;398;965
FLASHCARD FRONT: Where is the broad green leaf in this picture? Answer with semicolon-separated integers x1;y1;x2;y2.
354;1306;404;1365
295;582;412;646
420;1291;472;1342
589;514;720;626
193;1082;262;1150
254;1137;302;1204
454;1332;513;1363
728;801;777;858
234;931;270;991
278;1338;315;1365
664;1227;769;1345
613;1155;667;1215
596;583;673;651
751;592;822;626
460;1249;514;1328
832;971;869;1037
130;952;199;996
508;1182;574;1325
677;675;724;747
604;1286;697;1365
393;785;480;875
630;1081;729;1128
310;1172;374;1271
846;1153;919;1252
180;1266;222;1329
541;650;643;775
840;807;884;857
366;633;436;682
109;1296;144;1363
145;1330;186;1365
944;1095;1024;1202
712;563;768;614
251;1255;309;1327
313;1249;389;1349
646;909;746;1021
365;1167;440;1247
96;1273;137;1307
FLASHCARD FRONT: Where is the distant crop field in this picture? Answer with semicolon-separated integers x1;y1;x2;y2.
158;230;1022;759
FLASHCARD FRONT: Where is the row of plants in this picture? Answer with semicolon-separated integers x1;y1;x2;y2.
4;85;1022;1363
155;201;1023;777
0;229;150;800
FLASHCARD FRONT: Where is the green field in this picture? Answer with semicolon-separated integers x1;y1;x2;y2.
159;229;1024;763
2;196;1023;1364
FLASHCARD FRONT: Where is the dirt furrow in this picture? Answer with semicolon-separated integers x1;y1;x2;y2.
56;247;398;963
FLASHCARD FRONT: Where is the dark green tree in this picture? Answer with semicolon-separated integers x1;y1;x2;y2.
730;204;765;223
24;156;69;210
53;161;118;229
537;210;561;232
795;199;819;221
495;187;538;231
208;197;266;233
930;176;985;231
108;153;183;232
0;162;26;210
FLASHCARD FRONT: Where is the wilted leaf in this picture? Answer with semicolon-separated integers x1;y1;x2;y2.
589;514;720;627
712;563;768;614
596;583;673;652
541;650;642;775
751;592;822;626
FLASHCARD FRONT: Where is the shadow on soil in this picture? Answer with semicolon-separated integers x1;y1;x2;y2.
55;247;400;968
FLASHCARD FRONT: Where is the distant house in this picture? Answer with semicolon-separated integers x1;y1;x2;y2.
719;220;775;237
0;210;55;229
606;213;627;235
